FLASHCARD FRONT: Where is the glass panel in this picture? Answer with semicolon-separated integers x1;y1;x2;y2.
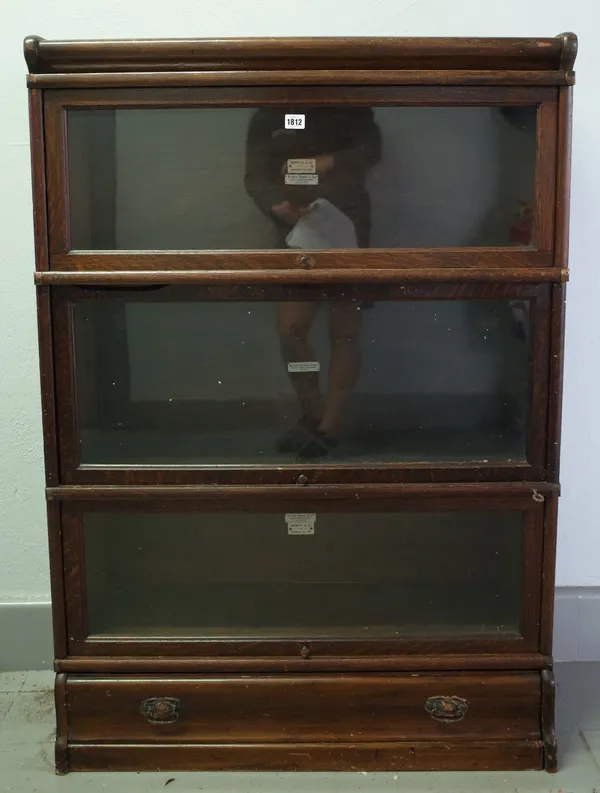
83;510;523;639
72;293;531;466
67;106;537;250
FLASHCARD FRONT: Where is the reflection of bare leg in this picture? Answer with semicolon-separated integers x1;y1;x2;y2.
319;303;363;437
276;302;322;424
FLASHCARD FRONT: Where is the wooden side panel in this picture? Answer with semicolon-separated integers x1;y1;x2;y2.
555;87;573;269
540;492;560;656
46;501;68;659
44;95;69;255
546;284;566;480
542;668;557;772
36;287;60;485
67;673;541;743
28;88;50;271
55;673;69;774
535;99;558;252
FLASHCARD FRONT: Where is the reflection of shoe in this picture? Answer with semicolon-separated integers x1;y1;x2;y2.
296;431;338;460
277;418;317;454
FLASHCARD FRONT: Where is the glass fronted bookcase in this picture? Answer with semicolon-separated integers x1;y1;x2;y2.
25;31;576;773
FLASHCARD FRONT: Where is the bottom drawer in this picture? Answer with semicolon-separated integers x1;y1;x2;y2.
67;672;541;744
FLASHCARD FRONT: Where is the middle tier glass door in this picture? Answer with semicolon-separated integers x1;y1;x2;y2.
54;283;549;483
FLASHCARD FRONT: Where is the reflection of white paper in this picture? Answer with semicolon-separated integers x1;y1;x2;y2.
286;198;358;249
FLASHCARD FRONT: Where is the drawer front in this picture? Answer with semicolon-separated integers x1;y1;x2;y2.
67;673;541;743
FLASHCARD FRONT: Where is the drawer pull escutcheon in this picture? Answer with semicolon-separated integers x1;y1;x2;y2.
424;695;468;723
140;697;180;725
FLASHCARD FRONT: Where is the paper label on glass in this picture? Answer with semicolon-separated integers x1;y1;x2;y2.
286;513;316;535
287;361;320;373
285;174;319;186
285;114;305;129
287;158;316;174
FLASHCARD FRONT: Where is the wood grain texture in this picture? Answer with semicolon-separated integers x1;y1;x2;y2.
29;70;574;89
24;35;576;75
528;285;552;476
51;281;549;299
47;482;559;501
520;506;544;647
66;673;541;743
541;668;557;772
61;509;88;655
76;637;539;659
67;740;543;772
46;501;68;659
51;294;79;479
60;465;538;487
555;88;574;269
43;97;69;256
55;653;548;674
547;298;567;500
35;287;60;484
37;266;564;284
54;673;69;774
45;85;557;107
28;89;50;271
546;284;567;480
535;100;558;252
545;87;572;482
539;493;559;657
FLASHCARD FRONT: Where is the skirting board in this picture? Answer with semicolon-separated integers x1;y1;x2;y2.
0;588;598;671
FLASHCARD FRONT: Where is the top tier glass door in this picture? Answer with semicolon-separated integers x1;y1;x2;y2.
65;103;538;252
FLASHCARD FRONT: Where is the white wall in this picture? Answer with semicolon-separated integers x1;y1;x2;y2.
0;0;599;600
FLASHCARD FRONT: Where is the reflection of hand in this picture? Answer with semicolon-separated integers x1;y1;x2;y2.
271;201;313;225
280;155;335;175
314;154;334;174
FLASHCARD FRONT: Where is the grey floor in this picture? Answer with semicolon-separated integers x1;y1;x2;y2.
1;664;600;792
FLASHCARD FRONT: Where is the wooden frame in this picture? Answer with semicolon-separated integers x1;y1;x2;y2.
42;85;558;272
26;33;576;773
24;34;577;76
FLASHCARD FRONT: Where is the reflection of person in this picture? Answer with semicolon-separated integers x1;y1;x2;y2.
245;108;381;458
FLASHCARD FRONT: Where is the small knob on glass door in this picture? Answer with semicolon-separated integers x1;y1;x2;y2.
298;255;312;269
300;644;311;659
297;474;308;486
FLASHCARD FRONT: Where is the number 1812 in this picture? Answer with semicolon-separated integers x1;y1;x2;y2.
285;114;306;129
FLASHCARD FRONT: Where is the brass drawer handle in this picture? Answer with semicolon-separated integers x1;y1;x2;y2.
425;695;468;723
140;697;180;725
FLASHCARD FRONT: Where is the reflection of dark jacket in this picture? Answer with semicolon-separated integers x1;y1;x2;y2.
244;108;381;247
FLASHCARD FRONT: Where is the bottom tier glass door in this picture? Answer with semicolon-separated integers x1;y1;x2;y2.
62;496;543;654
